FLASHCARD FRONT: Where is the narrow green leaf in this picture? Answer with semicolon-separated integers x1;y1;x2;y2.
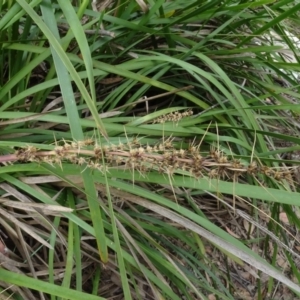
0;269;106;300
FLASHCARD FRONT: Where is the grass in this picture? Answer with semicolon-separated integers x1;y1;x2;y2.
0;0;300;299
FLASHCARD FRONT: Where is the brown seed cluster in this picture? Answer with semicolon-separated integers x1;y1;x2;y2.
12;138;297;185
153;109;193;124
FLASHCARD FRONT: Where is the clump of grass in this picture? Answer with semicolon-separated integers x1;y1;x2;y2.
1;0;300;299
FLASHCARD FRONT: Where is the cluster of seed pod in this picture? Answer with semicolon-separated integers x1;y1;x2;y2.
153;109;193;124
12;138;297;185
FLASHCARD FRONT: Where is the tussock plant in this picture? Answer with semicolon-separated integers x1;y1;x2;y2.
1;0;300;299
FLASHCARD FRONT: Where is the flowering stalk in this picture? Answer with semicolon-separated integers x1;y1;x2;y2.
0;138;296;185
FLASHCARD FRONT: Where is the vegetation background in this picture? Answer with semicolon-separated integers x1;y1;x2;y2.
1;0;300;299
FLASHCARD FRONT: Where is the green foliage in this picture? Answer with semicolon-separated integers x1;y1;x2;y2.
0;0;300;299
